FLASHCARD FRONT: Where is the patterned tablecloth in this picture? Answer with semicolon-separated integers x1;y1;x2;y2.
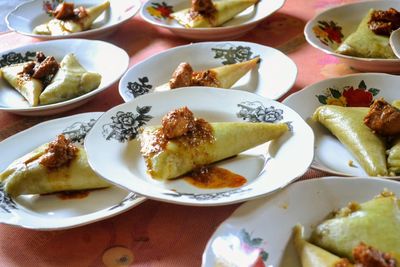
0;0;358;266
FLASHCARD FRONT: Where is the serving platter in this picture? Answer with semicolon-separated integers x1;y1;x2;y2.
283;72;400;177
119;41;297;102
304;0;400;73
202;176;400;266
6;0;141;39
85;87;314;206
0;38;129;116
140;0;285;40
0;112;145;230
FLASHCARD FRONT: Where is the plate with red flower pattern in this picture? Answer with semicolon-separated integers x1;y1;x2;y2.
304;0;400;73
283;73;400;176
140;0;285;40
202;177;400;266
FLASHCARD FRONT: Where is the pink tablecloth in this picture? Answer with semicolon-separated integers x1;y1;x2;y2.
0;0;356;266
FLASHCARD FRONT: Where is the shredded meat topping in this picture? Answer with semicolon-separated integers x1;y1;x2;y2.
162;107;196;139
191;70;220;87
190;0;217;18
353;243;397;267
143;107;214;156
334;259;352;267
39;135;78;169
364;99;400;136
169;63;194;89
51;2;88;21
168;63;221;89
19;52;59;87
368;8;400;36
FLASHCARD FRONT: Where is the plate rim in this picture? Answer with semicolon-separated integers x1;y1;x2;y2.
304;0;400;63
282;72;400;177
0;38;129;113
86;87;314;206
5;0;142;39
139;0;285;31
118;40;298;102
201;175;400;266
0;112;146;231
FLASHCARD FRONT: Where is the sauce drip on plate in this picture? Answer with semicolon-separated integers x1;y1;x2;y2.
57;190;90;200
184;166;246;189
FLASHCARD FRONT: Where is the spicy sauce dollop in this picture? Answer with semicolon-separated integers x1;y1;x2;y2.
184;166;247;189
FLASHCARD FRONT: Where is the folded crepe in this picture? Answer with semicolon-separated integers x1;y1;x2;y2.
172;0;258;28
39;53;101;105
312;105;388;176
33;1;110;35
0;135;110;197
159;57;260;91
310;192;400;262
335;9;396;59
139;107;288;180
0;62;43;106
293;225;353;267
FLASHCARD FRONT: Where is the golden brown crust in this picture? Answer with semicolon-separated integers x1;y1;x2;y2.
39;135;78;170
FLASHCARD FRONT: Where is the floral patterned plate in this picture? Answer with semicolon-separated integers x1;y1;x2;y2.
6;0;141;39
283;73;400;176
202;177;400;266
304;0;400;73
140;0;285;40
85;87;314;206
119;41;297;101
0;112;145;230
0;39;129;116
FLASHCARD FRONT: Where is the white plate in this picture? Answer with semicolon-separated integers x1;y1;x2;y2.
0;38;129;116
119;41;297;102
140;0;285;40
85;87;314;206
202;177;400;266
6;0;141;39
0;112;145;230
283;73;400;176
304;0;400;73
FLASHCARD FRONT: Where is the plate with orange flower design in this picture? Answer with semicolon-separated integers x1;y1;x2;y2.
140;0;285;40
283;73;400;176
304;0;400;73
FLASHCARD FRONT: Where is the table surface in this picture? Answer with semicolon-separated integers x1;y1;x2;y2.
0;0;358;266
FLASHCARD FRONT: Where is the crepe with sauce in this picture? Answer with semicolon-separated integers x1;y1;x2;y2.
309;191;400;264
0;52;59;106
155;57;260;91
139;107;288;180
335;9;398;59
39;53;101;105
171;0;259;28
312;105;388;176
156;57;260;91
0;135;110;197
33;1;110;35
0;52;101;106
293;225;353;267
